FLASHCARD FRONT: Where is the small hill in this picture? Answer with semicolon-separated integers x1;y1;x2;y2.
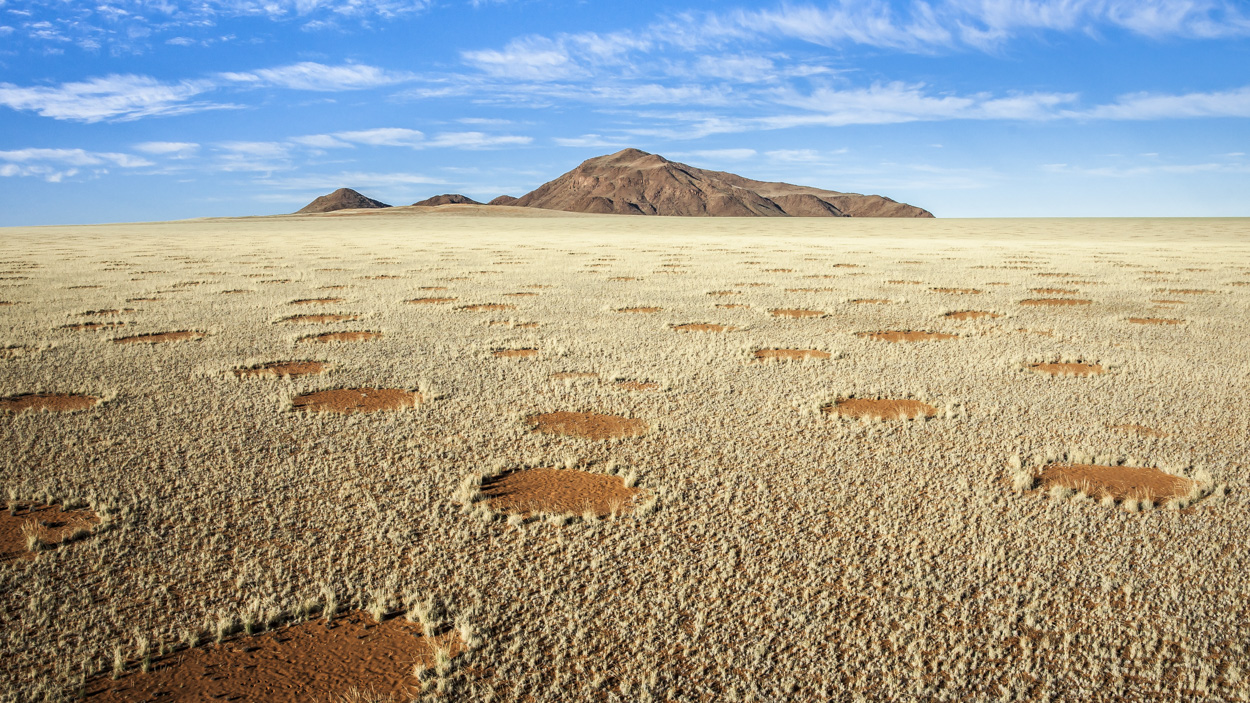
296;188;390;214
488;195;519;206
413;194;481;207
513;148;932;218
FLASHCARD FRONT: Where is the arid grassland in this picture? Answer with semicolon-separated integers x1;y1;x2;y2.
1;212;1248;702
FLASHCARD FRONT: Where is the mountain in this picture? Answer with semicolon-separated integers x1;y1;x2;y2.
413;194;481;206
513;148;932;218
296;188;390;214
488;195;519;206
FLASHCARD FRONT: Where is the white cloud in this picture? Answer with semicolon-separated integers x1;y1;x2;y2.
1075;86;1250;120
0;147;153;181
218;62;413;91
134;141;200;157
0;74;226;122
462;37;581;81
333;127;426;147
426;132;532;149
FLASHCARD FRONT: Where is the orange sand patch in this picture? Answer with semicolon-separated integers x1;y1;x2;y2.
822;398;937;420
408;297;457;304
1110;423;1167;438
291;388;419;414
1;503;100;562
1128;317;1184;325
1151;299;1184;305
617;307;660;313
234;361;327;378
944;311;1001;321
419;286;448;290
301;331;381;343
457;304;515;312
1020;298;1092;306
1163;289;1216;295
62;321;128;331
0;393;99;413
87;611;454;703
857;331;958;343
616;381;659;391
0;301;14;306
1038;463;1192;501
483;468;638;517
754;349;831;361
1028;362;1104;377
770;308;824;318
551;372;598;380
493;348;538;358
114;330;204;344
931;288;981;295
290;298;343;305
850;299;891;304
279;314;358;324
1031;288;1079;295
526;411;648;440
672;323;732;333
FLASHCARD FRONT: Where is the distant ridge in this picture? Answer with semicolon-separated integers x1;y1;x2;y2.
488;195;519;206
413;194;481;206
511;148;933;218
296;188;390;214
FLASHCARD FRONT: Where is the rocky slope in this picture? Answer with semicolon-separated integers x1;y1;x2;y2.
296;188;390;214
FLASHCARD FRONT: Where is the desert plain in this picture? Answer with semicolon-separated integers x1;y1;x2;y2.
1;208;1249;701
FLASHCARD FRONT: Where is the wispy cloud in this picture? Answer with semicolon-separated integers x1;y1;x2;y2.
218;62;414;91
134;141;200;157
0;147;153;181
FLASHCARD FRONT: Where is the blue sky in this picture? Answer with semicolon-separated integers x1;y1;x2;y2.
1;0;1248;224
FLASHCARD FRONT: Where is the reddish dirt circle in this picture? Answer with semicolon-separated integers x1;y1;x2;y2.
0;393;100;413
770;308;824;318
234;361;327;378
493;349;538;358
1038;463;1192;502
857;330;958;343
62;322;128;331
1028;362;1105;377
717;303;750;309
290;298;343;305
1031;288;1080;295
617;306;660;313
1020;298;1092;306
672;323;733;333
300;331;381;343
291;388;419;414
1128;317;1184;325
113;330;204;344
1;503;100;562
457;304;515;312
822;398;937;420
483;468;638;517
407;297;457;304
931;288;981;295
754;349;831;361
944;311;1001;321
279;314;358;324
526;411;648;440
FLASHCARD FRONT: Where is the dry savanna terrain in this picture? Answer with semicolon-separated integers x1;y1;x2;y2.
1;209;1249;702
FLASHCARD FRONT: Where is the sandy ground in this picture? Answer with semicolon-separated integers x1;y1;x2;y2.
1;211;1249;701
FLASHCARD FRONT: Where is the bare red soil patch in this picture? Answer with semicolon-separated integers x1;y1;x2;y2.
1020;298;1092;307
822;398;937;420
292;388;419;414
1111;423;1167;438
754;349;831;361
301;331;382;343
850;299;891;304
361;274;402;280
0;301;14;307
707;290;739;297
493;348;538;358
62;322;127;331
1;503;100;562
113;330;204;344
483;468;638;517
672;323;732;333
857;331;958;343
1;393;99;413
616;380;659;391
617;306;660;313
527;412;648;440
1163;289;1216;295
457;304;515;312
235;361;327;378
931;288;981;295
770;308;824;318
220;289;252;295
1038;463;1192;501
1151;299;1185;305
408;297;457;304
290;298;343;305
944;311;1001;321
88;611;454;703
1128;317;1184;325
764;268;793;273
279;314;358;324
551;372;598;380
127;297;160;302
1031;288;1080;295
319;285;347;290
419;286;448;291
717;303;750;309
1028;362;1105;377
